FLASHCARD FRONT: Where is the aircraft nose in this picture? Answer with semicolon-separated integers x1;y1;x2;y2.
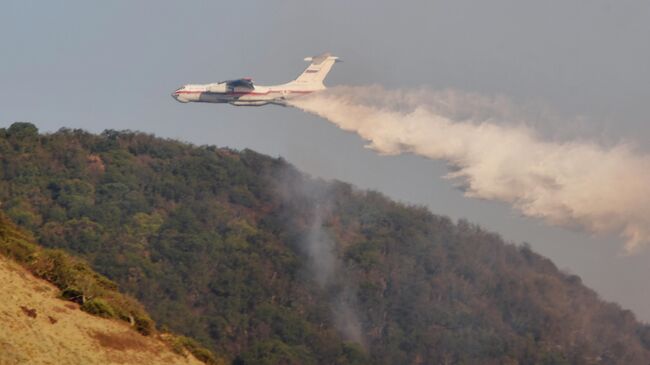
171;90;190;103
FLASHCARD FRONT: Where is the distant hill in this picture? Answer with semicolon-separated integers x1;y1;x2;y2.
1;122;650;364
0;211;217;365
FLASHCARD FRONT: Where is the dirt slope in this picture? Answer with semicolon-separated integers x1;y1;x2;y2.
0;257;203;365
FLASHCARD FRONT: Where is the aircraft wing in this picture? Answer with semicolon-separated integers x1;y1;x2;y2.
225;78;255;90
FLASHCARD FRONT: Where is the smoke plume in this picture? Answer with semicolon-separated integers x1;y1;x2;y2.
305;204;364;345
289;85;650;252
276;170;365;345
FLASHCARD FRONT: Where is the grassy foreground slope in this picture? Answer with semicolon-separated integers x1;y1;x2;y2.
1;122;650;364
0;212;214;365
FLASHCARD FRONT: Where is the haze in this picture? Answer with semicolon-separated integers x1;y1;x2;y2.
2;1;649;321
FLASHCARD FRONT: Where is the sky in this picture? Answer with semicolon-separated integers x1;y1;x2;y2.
2;1;650;321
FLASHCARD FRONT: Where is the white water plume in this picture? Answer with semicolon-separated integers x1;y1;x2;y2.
289;85;650;252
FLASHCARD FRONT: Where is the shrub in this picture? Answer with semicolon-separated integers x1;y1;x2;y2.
82;298;116;318
134;314;155;336
61;287;85;304
170;336;224;365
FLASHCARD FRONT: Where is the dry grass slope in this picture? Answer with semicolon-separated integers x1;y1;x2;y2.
0;257;204;365
0;212;223;364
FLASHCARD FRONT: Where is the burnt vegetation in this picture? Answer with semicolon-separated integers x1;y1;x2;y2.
1;122;650;364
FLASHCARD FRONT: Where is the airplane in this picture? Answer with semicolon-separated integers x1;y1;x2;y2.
171;53;340;106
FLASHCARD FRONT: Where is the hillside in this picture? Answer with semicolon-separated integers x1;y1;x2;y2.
0;212;210;365
0;258;207;365
1;122;650;364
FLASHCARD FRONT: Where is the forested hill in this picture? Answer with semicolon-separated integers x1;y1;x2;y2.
1;122;650;364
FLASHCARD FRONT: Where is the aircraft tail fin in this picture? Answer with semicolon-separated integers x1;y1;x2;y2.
290;53;340;89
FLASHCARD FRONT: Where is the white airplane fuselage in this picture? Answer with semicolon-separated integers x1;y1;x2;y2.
172;53;339;106
171;82;321;106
